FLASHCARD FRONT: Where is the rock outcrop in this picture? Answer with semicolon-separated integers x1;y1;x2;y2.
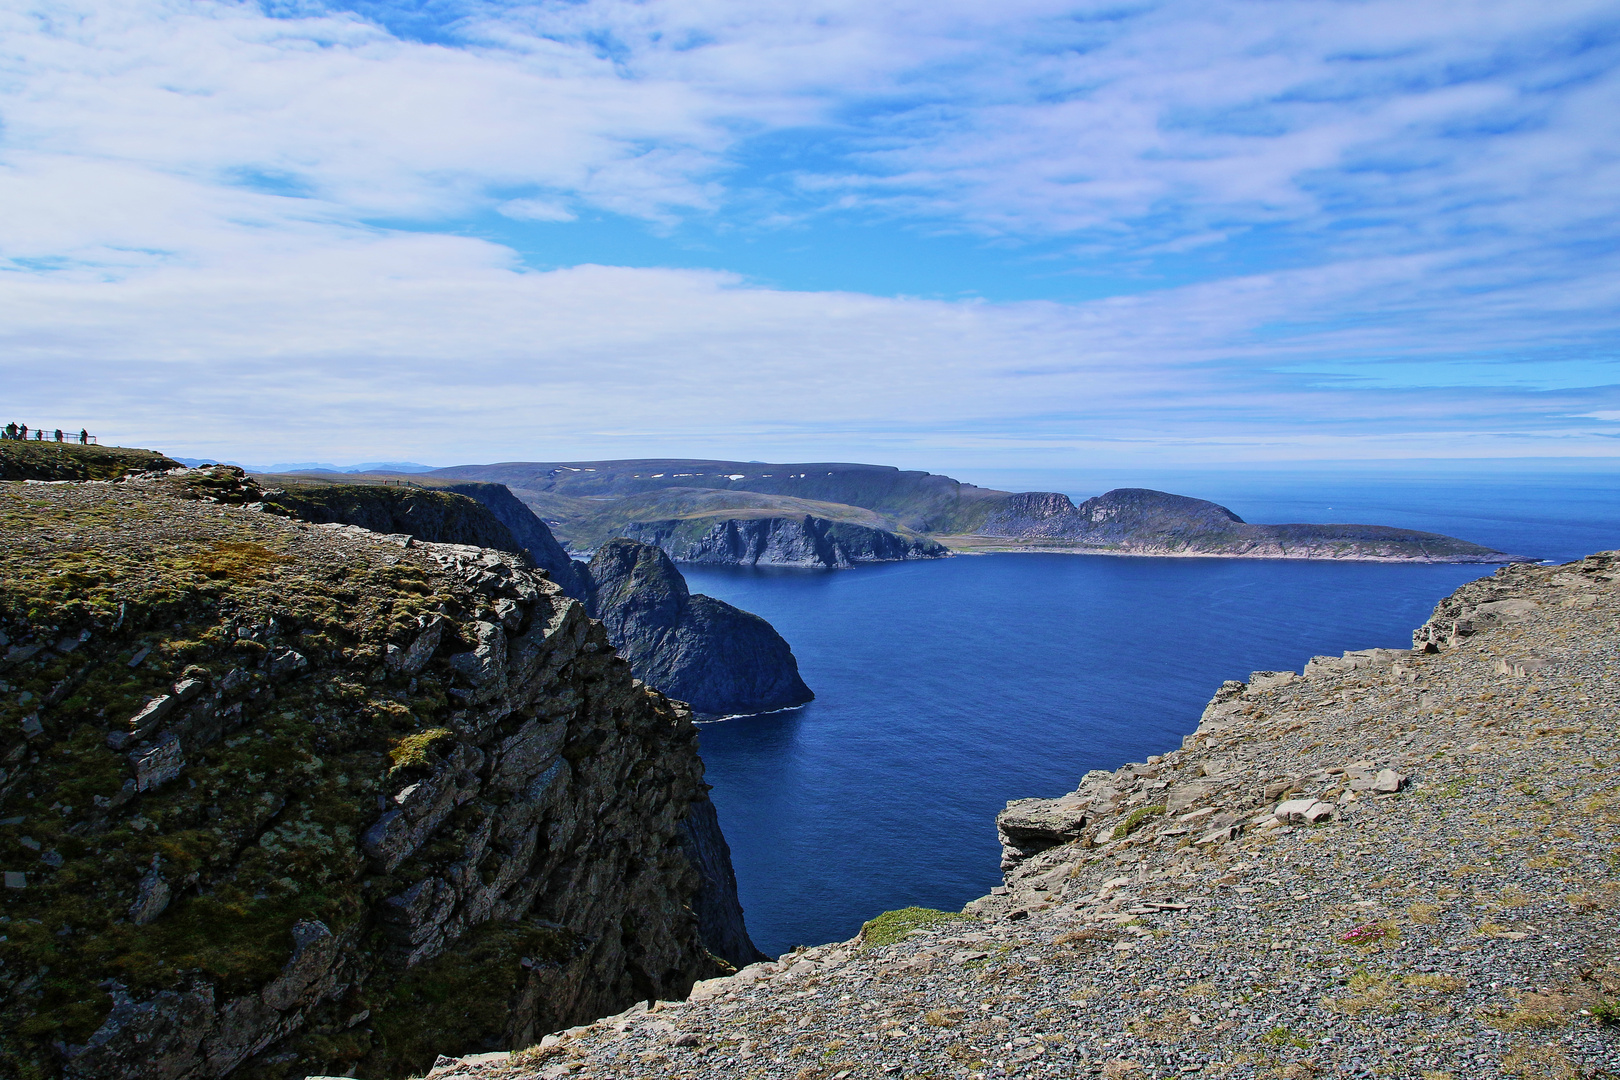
0;470;751;1079
622;515;946;568
0;441;178;481
585;539;813;717
262;481;523;554
434;482;592;602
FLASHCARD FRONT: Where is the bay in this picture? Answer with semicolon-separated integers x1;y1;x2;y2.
681;472;1620;957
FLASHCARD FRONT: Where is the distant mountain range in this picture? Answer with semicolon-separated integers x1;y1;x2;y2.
278;457;1522;567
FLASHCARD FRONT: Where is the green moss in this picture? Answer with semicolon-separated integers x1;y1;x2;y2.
388;728;453;774
1112;803;1165;840
858;906;970;948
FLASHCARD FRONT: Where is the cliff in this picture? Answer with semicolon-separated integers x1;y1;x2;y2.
260;481;523;555
437;551;1619;1080
960;486;1518;562
621;515;946;569
0;467;746;1079
584;539;813;718
430;483;592;602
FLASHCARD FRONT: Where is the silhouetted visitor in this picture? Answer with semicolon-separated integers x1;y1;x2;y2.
79;429;89;444
19;424;27;439
54;429;63;442
4;423;15;440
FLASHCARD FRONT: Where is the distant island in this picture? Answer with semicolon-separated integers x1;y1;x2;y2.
329;458;1526;567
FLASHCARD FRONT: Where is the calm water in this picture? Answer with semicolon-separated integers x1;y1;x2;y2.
683;473;1620;957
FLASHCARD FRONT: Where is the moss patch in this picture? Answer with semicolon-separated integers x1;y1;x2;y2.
858;906;970;948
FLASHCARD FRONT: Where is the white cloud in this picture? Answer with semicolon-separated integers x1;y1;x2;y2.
0;0;1617;465
497;198;576;222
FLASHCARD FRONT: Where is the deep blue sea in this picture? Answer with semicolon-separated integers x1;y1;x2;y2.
682;470;1620;957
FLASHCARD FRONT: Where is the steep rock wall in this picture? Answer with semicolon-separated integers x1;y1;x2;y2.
584;539;812;718
623;515;946;568
0;473;729;1080
263;483;522;555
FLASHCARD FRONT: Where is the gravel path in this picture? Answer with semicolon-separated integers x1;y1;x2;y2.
423;553;1620;1080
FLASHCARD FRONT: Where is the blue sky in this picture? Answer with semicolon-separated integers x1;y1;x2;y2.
1;0;1618;470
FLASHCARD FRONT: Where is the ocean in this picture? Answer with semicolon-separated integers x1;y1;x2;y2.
681;470;1620;957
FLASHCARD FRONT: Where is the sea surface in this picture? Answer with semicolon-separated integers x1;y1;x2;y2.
682;471;1620;957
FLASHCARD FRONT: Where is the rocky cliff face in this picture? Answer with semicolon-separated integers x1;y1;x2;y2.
623;515;946;568
264;483;522;555
584;539;813;719
0;469;736;1079
974;487;1517;562
433;483;592;602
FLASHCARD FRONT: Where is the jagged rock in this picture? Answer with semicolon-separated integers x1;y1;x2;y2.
1273;798;1318;824
585;539;812;716
1246;671;1296;692
387;613;446;674
997;795;1092;869
436;481;593;600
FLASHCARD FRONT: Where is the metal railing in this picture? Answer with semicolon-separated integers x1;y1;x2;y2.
2;426;98;444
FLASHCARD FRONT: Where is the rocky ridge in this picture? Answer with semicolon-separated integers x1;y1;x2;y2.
428;553;1619;1080
0;468;757;1079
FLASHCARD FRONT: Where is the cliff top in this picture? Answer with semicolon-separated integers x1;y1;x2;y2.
0;442;179;482
0;468;724;1078
438;552;1620;1080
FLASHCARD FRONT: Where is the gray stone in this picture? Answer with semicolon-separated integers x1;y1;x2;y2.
1166;782;1216;816
1372;768;1407;794
266;647;307;678
1273;798;1318;824
128;857;171;925
1246;671;1296;693
128;733;185;792
388;614;446;675
125;694;175;739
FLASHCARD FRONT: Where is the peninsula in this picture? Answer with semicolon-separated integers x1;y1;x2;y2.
373;459;1520;567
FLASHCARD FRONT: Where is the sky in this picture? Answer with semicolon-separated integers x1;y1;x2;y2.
1;0;1618;471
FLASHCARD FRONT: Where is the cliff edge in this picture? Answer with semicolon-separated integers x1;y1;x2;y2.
0;468;749;1079
444;552;1619;1080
